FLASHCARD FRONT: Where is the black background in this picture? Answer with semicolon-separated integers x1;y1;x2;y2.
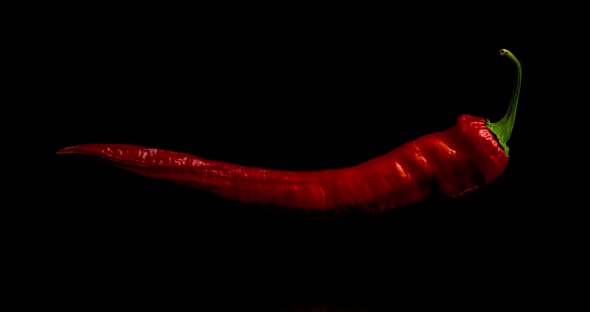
35;5;583;310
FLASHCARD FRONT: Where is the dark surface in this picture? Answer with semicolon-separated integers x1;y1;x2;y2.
36;6;579;309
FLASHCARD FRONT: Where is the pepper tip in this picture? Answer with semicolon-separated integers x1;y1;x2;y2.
56;146;74;155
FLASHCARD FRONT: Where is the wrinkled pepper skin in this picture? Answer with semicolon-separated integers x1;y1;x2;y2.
57;114;508;213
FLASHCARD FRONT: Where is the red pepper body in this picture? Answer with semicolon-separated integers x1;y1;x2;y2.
57;114;508;213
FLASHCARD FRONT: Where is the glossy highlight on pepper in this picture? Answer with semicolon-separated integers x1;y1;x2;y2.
57;49;522;213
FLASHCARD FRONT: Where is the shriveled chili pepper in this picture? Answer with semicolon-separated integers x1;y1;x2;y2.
57;49;522;213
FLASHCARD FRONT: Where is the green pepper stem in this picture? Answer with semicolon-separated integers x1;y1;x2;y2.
486;48;522;157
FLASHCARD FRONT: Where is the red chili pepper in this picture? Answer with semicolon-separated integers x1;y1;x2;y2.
57;49;522;213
